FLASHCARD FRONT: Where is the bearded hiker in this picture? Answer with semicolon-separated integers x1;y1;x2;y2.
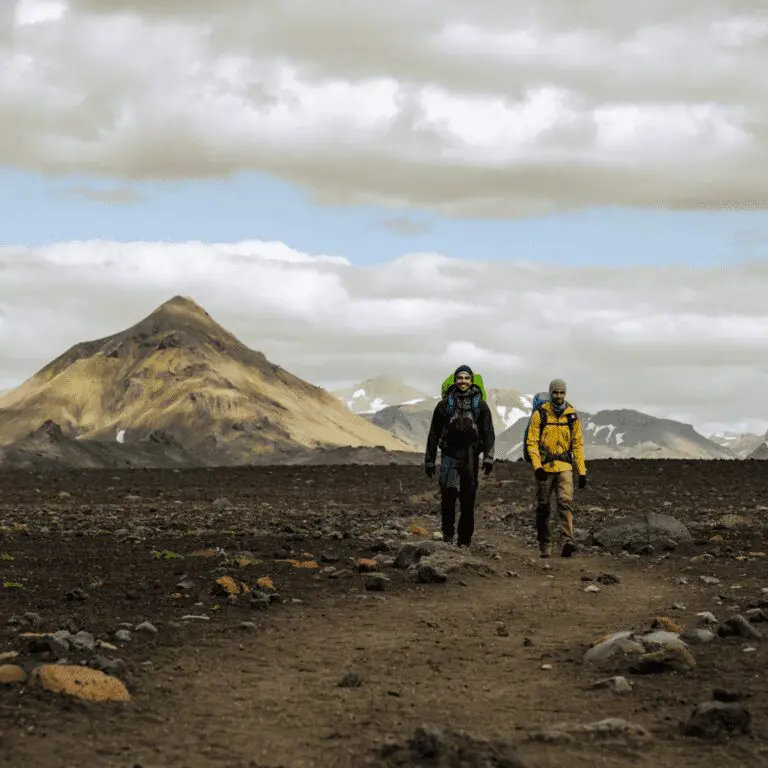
525;378;587;558
424;365;495;547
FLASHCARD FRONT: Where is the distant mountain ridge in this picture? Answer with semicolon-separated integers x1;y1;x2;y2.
333;378;531;441
336;377;746;460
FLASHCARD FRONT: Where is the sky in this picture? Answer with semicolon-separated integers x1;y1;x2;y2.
1;0;768;438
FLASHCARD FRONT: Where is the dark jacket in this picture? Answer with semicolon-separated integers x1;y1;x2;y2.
424;390;495;466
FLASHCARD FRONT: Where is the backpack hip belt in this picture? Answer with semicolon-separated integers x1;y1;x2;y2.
541;449;573;465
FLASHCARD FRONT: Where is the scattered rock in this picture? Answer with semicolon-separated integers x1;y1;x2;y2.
718;615;763;641
713;688;742;703
530;717;650;744
378;724;528;767
681;628;716;645
363;573;390;591
696;611;718;625
630;646;696;674
596;573;621;585
641;630;688;651
30;664;131;702
0;665;26;685
584;631;645;663
593;513;692;552
135;621;158;634
684;701;751;739
337;671;363;688
590;676;632;694
415;562;448;584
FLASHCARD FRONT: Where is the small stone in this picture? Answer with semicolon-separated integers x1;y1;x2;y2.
134;621;158;634
0;665;26;685
700;576;721;586
590;676;632;694
415;563;448;584
363;573;390;591
337;671;363;688
70;631;95;652
65;588;89;601
631;647;696;674
239;621;257;630
684;701;751;739
596;573;620;585
584;585;600;593
114;629;132;643
713;688;742;702
718;615;762;641
180;614;211;621
681;629;716;645
496;624;510;637
697;611;718;625
541;664;552;670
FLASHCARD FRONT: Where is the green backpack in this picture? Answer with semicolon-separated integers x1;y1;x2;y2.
440;373;487;401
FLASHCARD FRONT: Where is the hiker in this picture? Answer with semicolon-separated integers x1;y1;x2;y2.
525;378;587;558
424;365;495;547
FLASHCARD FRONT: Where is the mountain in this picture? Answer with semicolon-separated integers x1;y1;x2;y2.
496;409;734;461
0;296;414;465
746;429;768;460
709;431;765;460
336;376;532;449
0;419;199;470
333;376;431;414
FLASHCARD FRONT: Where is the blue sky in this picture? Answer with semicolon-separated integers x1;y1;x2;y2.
3;168;766;267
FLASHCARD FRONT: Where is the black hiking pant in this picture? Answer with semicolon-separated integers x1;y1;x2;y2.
438;452;479;546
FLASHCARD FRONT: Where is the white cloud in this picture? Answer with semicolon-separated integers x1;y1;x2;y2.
2;1;768;214
1;239;767;438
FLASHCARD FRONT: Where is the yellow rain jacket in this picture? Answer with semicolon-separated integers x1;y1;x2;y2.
526;401;587;476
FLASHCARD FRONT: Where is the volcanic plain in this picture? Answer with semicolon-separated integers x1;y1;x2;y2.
1;459;767;768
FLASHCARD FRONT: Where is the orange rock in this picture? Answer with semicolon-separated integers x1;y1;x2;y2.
213;576;241;595
256;576;275;591
0;665;26;685
357;558;378;573
652;616;682;634
31;665;130;702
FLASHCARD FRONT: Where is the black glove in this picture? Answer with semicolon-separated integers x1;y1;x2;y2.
425;462;435;479
534;467;547;482
483;460;493;476
578;475;587;489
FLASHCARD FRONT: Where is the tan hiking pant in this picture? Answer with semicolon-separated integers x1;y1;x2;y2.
535;470;574;546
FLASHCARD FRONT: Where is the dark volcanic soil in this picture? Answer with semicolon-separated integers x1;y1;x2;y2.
1;459;767;768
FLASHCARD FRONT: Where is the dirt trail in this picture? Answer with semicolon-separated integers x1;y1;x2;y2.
1;462;767;767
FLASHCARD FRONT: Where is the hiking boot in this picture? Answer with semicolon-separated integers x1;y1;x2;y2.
538;544;551;559
561;539;577;558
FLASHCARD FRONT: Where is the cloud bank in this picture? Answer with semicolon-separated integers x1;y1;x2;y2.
3;0;768;215
1;239;767;437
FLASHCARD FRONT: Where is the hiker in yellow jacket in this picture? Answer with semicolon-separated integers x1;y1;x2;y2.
525;378;587;558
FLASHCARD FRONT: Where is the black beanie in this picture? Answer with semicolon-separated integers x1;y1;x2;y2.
454;365;473;381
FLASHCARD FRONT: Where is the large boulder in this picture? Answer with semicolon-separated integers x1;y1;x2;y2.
593;512;692;552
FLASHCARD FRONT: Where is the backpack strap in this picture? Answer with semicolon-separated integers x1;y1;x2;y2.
538;406;578;465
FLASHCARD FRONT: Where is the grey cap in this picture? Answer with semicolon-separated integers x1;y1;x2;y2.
549;378;566;394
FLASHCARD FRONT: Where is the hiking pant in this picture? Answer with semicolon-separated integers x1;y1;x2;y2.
439;453;478;546
535;470;574;547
